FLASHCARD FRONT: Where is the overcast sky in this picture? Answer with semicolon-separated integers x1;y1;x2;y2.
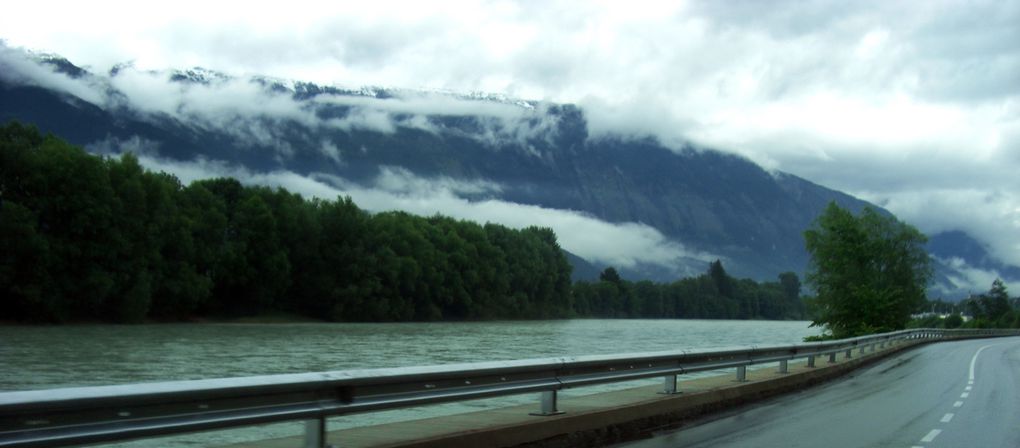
2;0;1018;279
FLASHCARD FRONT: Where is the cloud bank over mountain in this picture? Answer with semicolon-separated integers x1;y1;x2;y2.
90;142;717;273
2;0;1018;294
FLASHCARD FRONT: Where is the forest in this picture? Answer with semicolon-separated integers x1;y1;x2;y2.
573;262;805;320
1;122;805;323
0;122;574;322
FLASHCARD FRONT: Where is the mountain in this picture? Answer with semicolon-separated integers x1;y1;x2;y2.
1;47;1015;297
926;231;1020;298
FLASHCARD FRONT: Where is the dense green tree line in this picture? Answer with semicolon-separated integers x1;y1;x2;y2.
571;262;806;320
911;279;1020;329
959;279;1020;328
1;122;814;324
0;122;573;322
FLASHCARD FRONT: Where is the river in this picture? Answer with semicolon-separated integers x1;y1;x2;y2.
0;319;821;445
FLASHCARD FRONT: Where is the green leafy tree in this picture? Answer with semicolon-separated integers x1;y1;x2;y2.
0;201;54;320
982;279;1011;321
803;203;932;338
599;267;622;284
778;272;801;302
708;260;734;298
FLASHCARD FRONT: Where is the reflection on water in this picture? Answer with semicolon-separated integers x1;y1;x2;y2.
0;319;820;446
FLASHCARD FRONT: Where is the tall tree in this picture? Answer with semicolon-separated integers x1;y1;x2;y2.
803;203;932;338
972;279;1012;322
778;272;801;302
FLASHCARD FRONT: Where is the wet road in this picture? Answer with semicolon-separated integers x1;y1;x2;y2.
616;337;1020;448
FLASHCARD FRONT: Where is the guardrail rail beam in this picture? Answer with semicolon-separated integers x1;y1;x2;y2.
2;328;1016;448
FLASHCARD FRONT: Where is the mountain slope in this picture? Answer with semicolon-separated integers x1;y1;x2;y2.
1;48;1014;295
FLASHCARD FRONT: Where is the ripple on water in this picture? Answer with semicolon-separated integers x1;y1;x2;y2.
0;319;820;446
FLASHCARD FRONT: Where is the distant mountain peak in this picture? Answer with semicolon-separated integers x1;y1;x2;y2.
36;54;88;79
168;67;232;85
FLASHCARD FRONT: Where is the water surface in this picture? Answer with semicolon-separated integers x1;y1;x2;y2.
0;319;821;445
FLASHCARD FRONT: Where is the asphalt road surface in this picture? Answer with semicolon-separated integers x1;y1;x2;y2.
615;337;1020;448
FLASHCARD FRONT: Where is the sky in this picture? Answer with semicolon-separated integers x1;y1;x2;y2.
1;0;1018;287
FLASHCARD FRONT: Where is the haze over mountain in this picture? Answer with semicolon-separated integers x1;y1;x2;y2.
2;44;1016;298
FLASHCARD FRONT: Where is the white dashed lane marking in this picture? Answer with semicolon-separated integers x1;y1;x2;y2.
915;344;1000;446
969;344;994;381
921;429;942;443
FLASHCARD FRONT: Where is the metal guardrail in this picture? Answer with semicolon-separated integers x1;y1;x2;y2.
0;328;1016;447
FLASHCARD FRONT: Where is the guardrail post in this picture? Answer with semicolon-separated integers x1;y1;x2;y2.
736;366;747;382
828;352;837;363
778;360;789;374
660;374;680;394
530;390;565;416
807;355;816;368
845;348;853;359
304;417;326;448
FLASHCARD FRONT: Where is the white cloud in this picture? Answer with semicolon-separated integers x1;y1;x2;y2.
100;145;718;272
318;140;343;165
0;47;563;157
935;257;1020;298
372;166;502;197
3;0;1019;271
0;45;106;105
862;189;1020;268
85;135;162;157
